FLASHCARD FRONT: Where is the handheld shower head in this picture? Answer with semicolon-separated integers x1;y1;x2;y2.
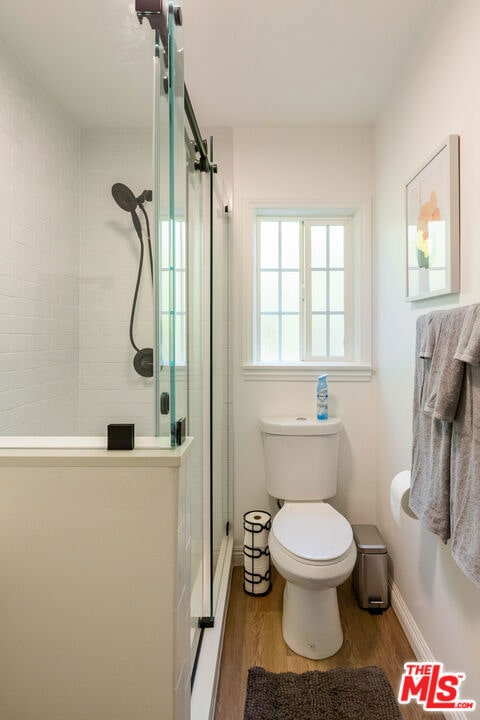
111;183;138;213
111;179;154;377
112;182;144;239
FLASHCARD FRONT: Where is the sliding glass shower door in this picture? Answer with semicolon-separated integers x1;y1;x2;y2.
186;133;208;661
186;137;231;673
150;1;231;680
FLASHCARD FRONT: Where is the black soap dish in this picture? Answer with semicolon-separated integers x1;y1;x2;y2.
107;424;135;450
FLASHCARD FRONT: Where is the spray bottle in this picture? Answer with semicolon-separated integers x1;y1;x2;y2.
316;374;328;420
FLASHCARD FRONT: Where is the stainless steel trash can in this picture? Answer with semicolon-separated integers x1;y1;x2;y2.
352;524;389;613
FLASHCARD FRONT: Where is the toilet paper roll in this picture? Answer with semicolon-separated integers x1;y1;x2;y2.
243;510;271;548
244;530;270;549
390;471;418;525
244;553;270;575
244;567;271;596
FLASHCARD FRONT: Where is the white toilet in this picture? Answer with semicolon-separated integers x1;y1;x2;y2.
260;416;356;660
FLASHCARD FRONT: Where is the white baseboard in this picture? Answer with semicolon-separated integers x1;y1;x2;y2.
389;577;468;720
233;544;244;567
389;578;433;663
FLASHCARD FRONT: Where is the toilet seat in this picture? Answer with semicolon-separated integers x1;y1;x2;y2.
271;502;353;566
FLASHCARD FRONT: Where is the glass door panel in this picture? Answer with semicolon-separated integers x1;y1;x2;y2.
153;3;186;445
210;154;230;612
186;134;206;664
153;32;171;441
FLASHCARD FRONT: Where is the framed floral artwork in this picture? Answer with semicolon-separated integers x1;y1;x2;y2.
405;135;460;301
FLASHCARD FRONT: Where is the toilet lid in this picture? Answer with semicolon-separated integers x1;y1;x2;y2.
272;503;353;564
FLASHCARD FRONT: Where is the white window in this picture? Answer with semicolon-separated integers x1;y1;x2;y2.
245;205;372;381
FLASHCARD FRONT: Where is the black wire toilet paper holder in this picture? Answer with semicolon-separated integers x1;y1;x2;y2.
243;510;272;596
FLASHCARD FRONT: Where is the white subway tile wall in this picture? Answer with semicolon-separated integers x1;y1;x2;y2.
0;38;80;434
0;38;155;436
78;128;154;435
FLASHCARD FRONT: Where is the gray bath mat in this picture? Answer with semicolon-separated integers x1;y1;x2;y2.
244;666;403;720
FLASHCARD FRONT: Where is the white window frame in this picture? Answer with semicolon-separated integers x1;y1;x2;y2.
242;200;373;382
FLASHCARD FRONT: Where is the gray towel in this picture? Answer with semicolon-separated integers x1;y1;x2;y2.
423;308;466;422
409;314;452;541
450;304;480;587
454;303;480;365
409;308;467;542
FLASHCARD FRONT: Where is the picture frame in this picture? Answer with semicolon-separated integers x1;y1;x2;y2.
405;134;460;301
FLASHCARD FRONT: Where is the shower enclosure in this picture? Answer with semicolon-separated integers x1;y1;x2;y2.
0;0;231;700
147;0;232;674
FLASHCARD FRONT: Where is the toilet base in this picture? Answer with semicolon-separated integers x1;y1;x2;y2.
282;581;343;659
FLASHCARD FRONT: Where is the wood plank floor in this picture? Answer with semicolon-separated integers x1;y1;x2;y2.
214;566;443;720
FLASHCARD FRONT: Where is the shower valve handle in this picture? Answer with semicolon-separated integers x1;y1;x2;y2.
161;392;170;415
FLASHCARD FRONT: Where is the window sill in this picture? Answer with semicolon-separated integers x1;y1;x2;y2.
242;362;373;382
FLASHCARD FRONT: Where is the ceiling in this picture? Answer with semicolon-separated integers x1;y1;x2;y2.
184;0;436;127
0;0;436;129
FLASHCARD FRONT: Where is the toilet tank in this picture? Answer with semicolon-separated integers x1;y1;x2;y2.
260;416;342;501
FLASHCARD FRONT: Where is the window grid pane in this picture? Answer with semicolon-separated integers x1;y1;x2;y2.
260;221;279;268
260;315;279;361
329;270;344;312
281;271;299;312
311;225;327;266
257;219;301;361
309;223;346;359
329;314;345;357
256;217;348;362
311;270;327;311
281;222;300;268
281;315;300;361
329;226;344;268
260;271;279;312
311;314;327;357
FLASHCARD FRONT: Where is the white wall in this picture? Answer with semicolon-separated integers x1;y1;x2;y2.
375;0;480;700
231;126;376;550
0;37;80;434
